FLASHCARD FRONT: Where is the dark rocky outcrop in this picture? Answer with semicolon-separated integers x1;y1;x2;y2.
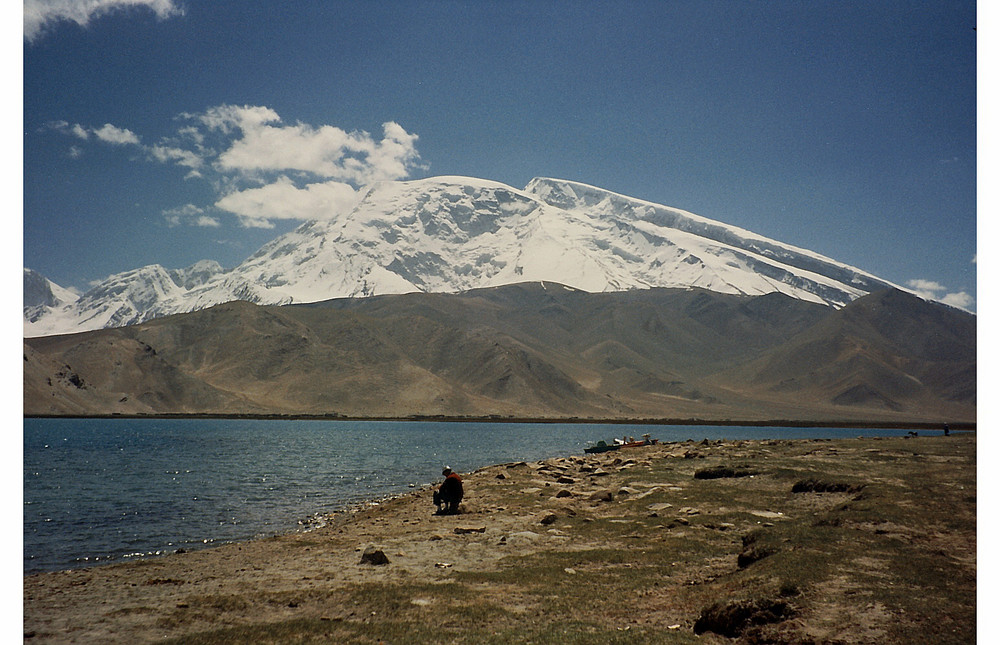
792;479;863;494
694;465;756;480
693;597;795;638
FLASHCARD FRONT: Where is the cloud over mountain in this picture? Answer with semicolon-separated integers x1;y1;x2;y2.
214;177;360;228
905;278;973;310
44;105;423;228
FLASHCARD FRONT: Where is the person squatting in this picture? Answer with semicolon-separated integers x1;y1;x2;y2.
434;466;463;515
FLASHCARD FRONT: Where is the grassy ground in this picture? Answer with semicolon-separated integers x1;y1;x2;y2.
25;433;975;644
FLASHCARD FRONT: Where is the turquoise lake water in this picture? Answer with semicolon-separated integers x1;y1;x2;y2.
24;418;925;574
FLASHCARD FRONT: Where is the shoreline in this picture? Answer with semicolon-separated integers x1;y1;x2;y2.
23;413;976;430
25;426;972;578
23;433;976;643
24;425;972;577
24;487;427;578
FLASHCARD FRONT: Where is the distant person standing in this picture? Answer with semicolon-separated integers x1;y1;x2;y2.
943;423;950;436
434;467;463;515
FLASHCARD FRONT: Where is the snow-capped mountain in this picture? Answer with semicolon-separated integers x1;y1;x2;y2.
24;268;78;309
23;262;226;337
24;176;899;337
24;268;81;335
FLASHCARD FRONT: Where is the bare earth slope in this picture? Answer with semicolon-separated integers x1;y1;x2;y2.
24;284;975;423
22;434;976;644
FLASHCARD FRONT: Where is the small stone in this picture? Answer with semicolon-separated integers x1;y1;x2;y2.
540;513;558;526
557;476;576;484
555;489;573;498
590;490;614;502
454;526;487;534
360;546;389;565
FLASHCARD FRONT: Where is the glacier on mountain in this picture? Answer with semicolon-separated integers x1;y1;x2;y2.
24;176;900;337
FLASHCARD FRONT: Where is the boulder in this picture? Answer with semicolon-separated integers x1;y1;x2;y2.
360;546;389;565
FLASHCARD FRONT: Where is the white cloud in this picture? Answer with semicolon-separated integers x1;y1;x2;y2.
163;204;219;228
25;0;184;42
193;104;281;134
214;116;421;184
941;291;974;309
149;145;204;177
906;278;974;310
215;177;359;228
45;104;422;227
92;123;140;145
369;121;422;183
906;279;946;296
176;125;204;146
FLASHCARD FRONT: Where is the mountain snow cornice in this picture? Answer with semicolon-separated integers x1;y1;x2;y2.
24;176;898;337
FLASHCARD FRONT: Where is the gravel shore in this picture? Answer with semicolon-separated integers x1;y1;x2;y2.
24;433;976;644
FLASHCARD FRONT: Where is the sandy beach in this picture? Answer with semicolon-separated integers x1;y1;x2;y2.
23;433;975;644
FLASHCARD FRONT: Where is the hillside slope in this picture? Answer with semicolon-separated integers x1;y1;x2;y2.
24;284;975;423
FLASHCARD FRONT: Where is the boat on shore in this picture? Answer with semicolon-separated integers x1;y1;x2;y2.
583;440;620;454
585;433;658;453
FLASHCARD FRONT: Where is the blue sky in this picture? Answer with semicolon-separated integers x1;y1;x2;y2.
22;0;978;308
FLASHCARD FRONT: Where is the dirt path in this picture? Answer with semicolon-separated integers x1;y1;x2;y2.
23;434;976;644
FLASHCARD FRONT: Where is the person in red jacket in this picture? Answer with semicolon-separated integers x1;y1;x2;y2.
433;466;463;515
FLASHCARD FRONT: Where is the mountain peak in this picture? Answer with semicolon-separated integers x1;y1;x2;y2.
26;175;902;337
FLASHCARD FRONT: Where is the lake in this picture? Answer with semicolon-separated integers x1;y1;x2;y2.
24;418;928;574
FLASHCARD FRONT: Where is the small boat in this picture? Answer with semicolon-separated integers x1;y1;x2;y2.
617;433;659;449
584;440;620;454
